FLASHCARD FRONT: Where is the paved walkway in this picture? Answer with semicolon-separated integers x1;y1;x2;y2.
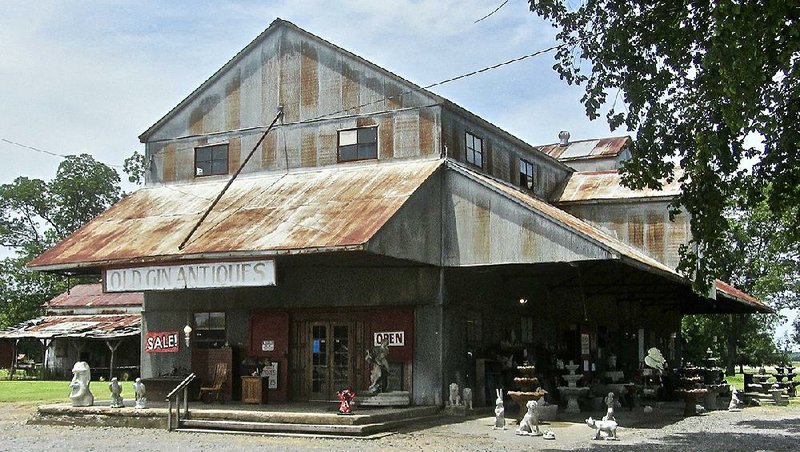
1;401;798;451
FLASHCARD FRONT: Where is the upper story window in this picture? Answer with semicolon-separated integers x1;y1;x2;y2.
465;132;483;168
338;127;377;162
194;311;226;348
195;144;229;177
520;158;535;190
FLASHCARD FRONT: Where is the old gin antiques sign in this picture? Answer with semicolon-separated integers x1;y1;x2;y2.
104;260;276;292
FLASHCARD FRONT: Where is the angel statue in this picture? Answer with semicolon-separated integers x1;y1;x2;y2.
366;338;390;393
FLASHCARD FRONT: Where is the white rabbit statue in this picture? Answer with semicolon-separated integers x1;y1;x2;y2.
493;389;506;430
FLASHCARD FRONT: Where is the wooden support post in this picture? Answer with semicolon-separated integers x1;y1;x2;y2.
105;340;122;380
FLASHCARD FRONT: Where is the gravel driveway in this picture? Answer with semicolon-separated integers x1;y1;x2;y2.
1;401;798;451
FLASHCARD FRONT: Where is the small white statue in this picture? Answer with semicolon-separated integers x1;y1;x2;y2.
68;361;94;407
493;389;506;430
603;392;617;421
462;387;473;410
586;416;618;440
515;400;542;436
108;377;124;408
728;387;743;411
449;382;461;406
133;378;147;409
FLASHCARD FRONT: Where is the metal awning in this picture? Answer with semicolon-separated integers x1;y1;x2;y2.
28;159;442;272
0;314;140;340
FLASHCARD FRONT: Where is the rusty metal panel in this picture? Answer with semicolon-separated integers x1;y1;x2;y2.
0;314;140;339
646;212;666;262
279;38;301;124
342;61;360;115
225;72;241;131
557;169;681;203
300;129;317;167
260;130;277;168
163;144;176;182
393;111;419;158
537;136;629;161
228;137;242;173
46;284;142;308
28;160;443;271
379;116;394;159
300;41;319;118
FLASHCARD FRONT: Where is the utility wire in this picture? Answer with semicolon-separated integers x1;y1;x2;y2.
0;137;124;168
475;0;510;23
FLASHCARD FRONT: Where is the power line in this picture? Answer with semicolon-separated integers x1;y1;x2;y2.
475;0;510;23
0;137;124;168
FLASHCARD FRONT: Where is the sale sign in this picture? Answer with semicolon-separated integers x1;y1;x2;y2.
145;331;180;353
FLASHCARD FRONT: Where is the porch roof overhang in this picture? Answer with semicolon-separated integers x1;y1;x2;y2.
0;314;140;340
27;159;443;273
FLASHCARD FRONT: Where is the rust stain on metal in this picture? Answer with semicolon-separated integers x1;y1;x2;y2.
228;137;241;173
342;62;359;114
0;314;140;339
557;169;682;204
628;215;644;247
379;117;394;159
225;73;241;131
163;144;176;182
537;136;629;161
356;117;376;128
419;109;434;156
261;132;277;168
715;280;772;312
47;284;142;309
28;160;443;270
300;41;319;111
301;130;317;167
189;105;204;136
646;212;665;262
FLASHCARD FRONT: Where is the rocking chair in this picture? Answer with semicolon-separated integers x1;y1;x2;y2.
199;362;228;403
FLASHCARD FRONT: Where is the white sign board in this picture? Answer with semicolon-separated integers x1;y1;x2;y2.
261;340;275;352
260;362;278;389
373;331;405;347
104;260;276;292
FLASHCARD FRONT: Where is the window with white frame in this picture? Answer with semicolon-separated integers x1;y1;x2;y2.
465;132;483;167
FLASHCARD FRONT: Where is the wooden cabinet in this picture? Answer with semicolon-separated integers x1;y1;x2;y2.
241;376;267;404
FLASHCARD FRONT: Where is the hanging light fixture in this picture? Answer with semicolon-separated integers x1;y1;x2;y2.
183;324;193;347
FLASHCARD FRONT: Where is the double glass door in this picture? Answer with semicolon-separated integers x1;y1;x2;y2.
310;322;351;401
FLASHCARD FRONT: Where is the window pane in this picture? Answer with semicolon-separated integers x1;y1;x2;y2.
209;312;225;330
196;162;211;177
194;313;210;329
339;129;357;146
474;137;482;153
211;160;228;175
339;144;357;161
475;152;482;168
357;127;377;144
196;147;212;163
466;133;473;150
358;142;377;160
211;145;228;161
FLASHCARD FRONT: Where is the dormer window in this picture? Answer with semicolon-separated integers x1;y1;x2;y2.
465;132;483;168
338;127;377;162
520;158;535;190
195;144;229;177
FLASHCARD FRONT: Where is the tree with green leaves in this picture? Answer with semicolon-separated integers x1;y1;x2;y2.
529;0;800;293
0;154;122;330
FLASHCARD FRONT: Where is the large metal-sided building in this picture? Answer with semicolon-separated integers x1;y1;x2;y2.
28;20;768;406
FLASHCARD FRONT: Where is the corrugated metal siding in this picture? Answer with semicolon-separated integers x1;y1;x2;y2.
46;284;143;308
557;169;682;203
537;136;629;161
28;160;443;270
0;314;140;339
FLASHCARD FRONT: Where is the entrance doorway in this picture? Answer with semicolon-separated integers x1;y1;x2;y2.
310;322;352;401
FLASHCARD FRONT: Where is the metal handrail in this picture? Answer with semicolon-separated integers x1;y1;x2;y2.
166;373;196;431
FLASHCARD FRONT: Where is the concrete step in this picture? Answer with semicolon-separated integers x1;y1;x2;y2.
187;405;439;426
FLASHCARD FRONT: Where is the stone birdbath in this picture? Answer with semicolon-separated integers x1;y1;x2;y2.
557;361;589;414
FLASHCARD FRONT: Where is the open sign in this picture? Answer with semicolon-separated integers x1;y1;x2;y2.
373;331;404;347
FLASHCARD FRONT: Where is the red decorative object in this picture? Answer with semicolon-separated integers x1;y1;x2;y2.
337;388;356;415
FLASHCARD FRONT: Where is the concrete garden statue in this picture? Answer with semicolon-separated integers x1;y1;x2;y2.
448;382;461;406
515;400;542;436
68;361;94;407
493;389;506;430
133;378;147;409
108;377;124;408
603;392;617;421
365;338;390;393
586;416;618;440
462;387;473;410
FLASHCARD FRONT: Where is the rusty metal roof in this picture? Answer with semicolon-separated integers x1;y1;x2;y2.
46;284;142;308
556;169;682;204
0;314;140;340
537;136;630;161
28;159;442;271
715;280;772;313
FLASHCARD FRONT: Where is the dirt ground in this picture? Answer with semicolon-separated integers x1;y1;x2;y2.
1;401;798;451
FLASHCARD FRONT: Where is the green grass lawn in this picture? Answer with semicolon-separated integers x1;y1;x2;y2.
0;380;72;403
